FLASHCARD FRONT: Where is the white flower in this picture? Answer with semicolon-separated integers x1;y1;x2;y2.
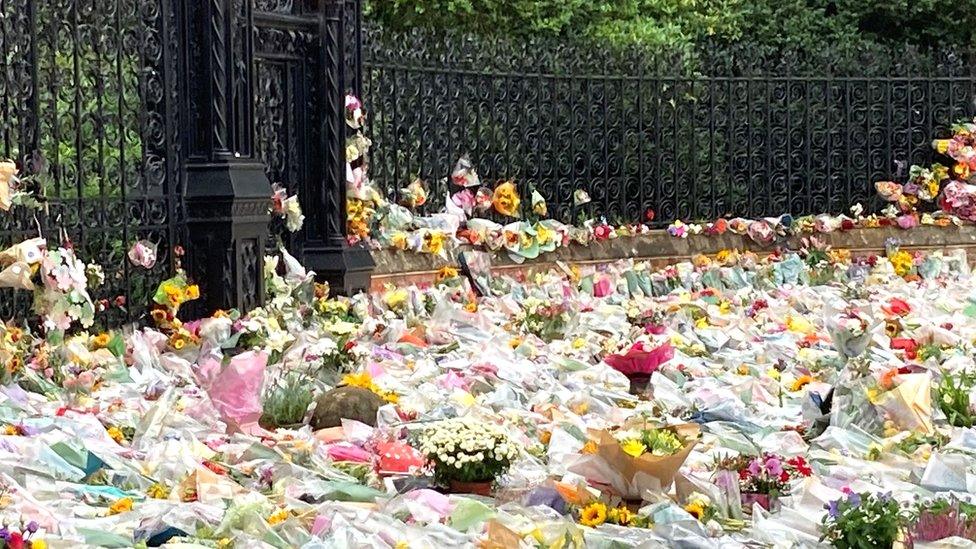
283;195;304;232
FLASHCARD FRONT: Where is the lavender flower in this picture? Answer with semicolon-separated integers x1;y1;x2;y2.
25;521;37;534
826;499;840;518
847;492;862;506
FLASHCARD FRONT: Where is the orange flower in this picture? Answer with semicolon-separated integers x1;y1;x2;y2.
879;368;899;390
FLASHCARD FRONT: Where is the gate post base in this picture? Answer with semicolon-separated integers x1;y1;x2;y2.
305;244;375;296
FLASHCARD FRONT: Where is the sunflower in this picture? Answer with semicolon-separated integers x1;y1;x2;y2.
579;502;608;527
789;375;815;392
434;266;459;283
684;501;705;520
884;320;901;338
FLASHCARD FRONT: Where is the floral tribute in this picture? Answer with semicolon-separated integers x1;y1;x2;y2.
416;418;519;488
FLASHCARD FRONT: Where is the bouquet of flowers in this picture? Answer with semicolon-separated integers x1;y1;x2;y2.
825;308;874;359
716;453;812;511
517;296;572;341
575;500;652;529
417;418;519;495
590;422;700;497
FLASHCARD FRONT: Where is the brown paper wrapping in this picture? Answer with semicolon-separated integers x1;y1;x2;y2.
592;423;700;492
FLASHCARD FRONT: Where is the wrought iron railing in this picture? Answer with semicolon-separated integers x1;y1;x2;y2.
363;26;976;226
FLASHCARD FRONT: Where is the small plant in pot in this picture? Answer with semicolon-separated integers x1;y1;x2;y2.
260;370;315;430
416;418;519;496
714;453;812;513
821;490;909;549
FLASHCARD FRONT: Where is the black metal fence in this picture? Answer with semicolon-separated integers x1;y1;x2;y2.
363;27;976;226
0;0;366;326
0;0;180;325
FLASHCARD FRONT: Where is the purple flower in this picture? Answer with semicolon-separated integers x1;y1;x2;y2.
25;521;37;534
765;456;783;477
848;492;862;506
904;183;920;196
747;458;762;477
826;499;840;518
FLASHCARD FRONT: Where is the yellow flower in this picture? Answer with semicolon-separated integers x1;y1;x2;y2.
92;333;111;349
32;541;47;549
684;502;705;521
581;441;598;454
866;386;885;405
395;542;409;549
382;391;400;404
185;285;200;300
107;426;126;444
342;372;376;391
572;337;586;350
492;181;521;217
613;507;634;526
766;368;781;381
579;502;608;527
464;301;478;313
3;425;18;436
933;139;951;154
736;364;750;376
718;301;732;315
267;508;289;525
715;249;734;265
216;539;233;549
786;316;813;334
508;337;523;349
170;335;186;350
889;250;914;277
620;439;647;458
828;249;851;264
694;317;710;329
692;255;711;268
384;288;409;310
108;497;133;515
790;375;815;392
390;232;408;250
540;431;552;445
423;231;446;255
435;266;459;283
147;482;170;499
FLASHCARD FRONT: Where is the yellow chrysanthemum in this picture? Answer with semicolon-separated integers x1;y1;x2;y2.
579;502;608;527
620;439;647;458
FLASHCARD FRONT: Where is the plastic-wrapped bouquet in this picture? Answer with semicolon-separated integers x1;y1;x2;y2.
825;308;874;359
517;295;572;341
716;453;812;512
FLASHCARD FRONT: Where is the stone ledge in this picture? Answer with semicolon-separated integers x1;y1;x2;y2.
370;225;976;290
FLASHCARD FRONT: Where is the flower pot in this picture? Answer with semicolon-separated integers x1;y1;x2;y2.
448;479;493;496
741;492;779;513
627;374;652;395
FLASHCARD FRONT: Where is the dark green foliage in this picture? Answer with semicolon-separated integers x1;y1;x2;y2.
365;0;976;52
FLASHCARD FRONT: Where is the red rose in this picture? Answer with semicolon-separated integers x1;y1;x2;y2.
645;209;656;222
840;219;855;231
593;224;612;240
884;298;911;316
7;532;24;549
890;338;919;360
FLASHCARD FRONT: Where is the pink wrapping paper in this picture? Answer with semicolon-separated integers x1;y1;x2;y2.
207;350;268;433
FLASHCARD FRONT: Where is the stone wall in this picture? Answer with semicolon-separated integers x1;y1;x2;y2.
370;225;976;291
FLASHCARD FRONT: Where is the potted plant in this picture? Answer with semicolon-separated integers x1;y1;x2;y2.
259;370;315;430
821;490;909;548
417;418;519;496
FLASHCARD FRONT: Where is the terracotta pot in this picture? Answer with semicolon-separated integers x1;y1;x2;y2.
741;492;779;513
627;374;652;395
449;479;493;497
